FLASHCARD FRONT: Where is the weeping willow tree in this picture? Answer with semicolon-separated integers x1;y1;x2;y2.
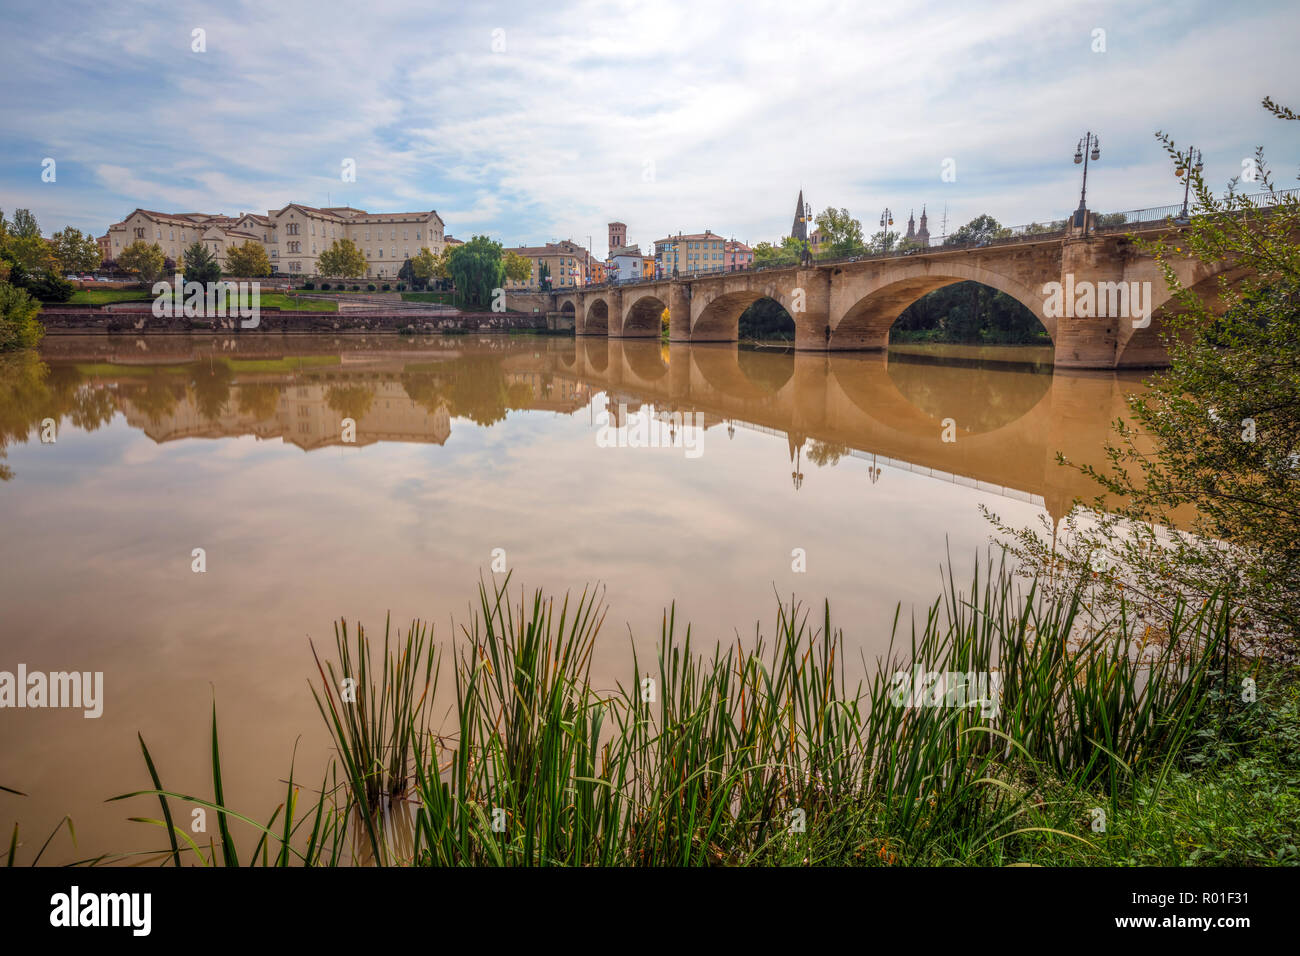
447;235;506;310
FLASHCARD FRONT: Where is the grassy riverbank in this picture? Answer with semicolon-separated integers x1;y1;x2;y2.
5;556;1287;868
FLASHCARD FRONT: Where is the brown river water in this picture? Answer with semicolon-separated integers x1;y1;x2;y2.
0;333;1149;862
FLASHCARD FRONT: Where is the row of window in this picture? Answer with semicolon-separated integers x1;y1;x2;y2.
285;221;431;242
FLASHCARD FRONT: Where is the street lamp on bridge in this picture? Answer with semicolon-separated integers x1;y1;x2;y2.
879;208;894;253
1073;132;1101;230
1175;146;1204;224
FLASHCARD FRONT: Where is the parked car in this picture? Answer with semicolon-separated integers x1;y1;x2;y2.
95;276;114;282
64;274;79;281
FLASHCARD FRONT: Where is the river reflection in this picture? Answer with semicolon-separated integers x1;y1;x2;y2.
0;334;1147;861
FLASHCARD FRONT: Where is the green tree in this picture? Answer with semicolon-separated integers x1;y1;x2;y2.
9;210;40;239
318;238;368;278
990;97;1300;649
945;214;1011;246
537;261;552;291
49;226;101;274
752;236;804;268
118;240;167;283
446;235;505;309
0;282;44;351
813;207;865;258
224;240;271;277
503;250;532;283
181;241;221;285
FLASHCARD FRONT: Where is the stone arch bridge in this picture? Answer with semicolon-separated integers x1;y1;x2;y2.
507;220;1238;370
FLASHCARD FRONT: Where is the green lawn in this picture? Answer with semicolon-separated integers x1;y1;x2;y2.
258;292;337;312
67;289;150;305
400;291;454;304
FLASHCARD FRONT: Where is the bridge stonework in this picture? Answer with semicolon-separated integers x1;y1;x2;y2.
504;225;1229;369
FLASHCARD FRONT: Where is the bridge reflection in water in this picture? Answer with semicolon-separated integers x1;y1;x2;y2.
23;333;1144;528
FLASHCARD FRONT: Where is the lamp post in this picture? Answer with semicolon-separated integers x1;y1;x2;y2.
879;208;894;253
798;200;813;265
1073;132;1101;230
1176;146;1204;223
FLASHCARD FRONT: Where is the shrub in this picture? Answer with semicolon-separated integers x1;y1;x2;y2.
320;282;330;290
0;282;45;350
382;283;391;291
367;283;377;292
303;281;315;290
352;285;360;291
20;271;74;303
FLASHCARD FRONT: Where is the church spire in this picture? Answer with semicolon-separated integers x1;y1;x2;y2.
906;209;916;240
791;190;807;242
917;205;930;244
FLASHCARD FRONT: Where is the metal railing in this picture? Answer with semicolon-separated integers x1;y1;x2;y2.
567;187;1300;292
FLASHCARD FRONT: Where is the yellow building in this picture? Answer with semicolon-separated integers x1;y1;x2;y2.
504;239;601;290
653;231;726;277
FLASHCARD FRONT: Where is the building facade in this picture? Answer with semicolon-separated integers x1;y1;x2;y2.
724;239;753;271
654;231;727;277
103;204;446;278
504;239;601;290
608;245;644;283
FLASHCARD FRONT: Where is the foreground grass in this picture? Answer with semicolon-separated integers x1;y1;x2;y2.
4;557;1295;867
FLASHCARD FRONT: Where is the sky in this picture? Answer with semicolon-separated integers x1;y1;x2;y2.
1;0;1298;257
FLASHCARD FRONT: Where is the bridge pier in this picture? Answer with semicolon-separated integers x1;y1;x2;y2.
668;284;692;342
1052;230;1124;369
791;269;835;350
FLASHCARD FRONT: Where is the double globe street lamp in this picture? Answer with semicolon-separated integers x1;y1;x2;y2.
1073;132;1101;230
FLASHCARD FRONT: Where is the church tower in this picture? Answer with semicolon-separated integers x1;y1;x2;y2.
917;206;930;244
791;190;807;242
906;210;916;241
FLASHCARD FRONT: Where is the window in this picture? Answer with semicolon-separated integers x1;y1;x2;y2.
390;229;395;240
365;230;370;241
378;249;383;258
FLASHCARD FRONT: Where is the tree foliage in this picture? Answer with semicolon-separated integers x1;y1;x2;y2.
813;207;865;258
503;250;532;283
118;240;167;283
49;226;101;274
181;241;221;285
225;240;271;277
0;282;44;351
318;239;368;279
447;235;505;309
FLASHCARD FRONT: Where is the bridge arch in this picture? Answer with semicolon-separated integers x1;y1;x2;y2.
690;278;801;342
831;260;1055;349
622;290;667;337
1115;263;1243;367
584;297;610;336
